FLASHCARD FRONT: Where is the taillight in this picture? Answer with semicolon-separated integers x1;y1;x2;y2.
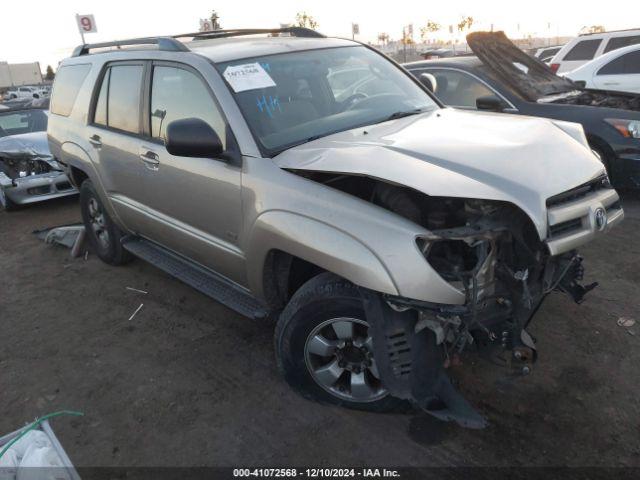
550;63;560;73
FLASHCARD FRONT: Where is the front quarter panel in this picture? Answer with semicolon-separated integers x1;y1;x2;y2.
241;157;466;305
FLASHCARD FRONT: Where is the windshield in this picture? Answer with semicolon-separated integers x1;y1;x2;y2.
0;109;48;138
217;46;437;155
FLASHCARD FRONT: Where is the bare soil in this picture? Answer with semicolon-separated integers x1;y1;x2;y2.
1;194;639;467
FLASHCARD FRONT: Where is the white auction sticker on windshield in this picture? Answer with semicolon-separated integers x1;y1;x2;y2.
223;63;276;92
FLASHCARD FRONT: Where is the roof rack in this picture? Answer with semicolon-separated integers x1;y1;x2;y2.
71;27;324;57
176;27;325;40
72;37;188;57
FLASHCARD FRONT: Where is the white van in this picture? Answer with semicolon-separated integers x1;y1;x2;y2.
550;28;640;74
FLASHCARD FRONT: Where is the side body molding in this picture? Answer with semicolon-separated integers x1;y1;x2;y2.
246;210;399;300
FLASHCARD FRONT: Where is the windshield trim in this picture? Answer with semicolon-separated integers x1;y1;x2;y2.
215;44;441;158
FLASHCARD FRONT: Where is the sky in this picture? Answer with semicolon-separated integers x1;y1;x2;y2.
0;0;636;72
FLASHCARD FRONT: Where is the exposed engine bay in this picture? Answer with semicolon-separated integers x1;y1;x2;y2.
0;132;77;208
294;170;599;427
540;89;640;112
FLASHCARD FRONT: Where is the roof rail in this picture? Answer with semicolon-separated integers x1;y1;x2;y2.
174;27;325;41
579;27;640;36
71;36;189;57
70;27;325;57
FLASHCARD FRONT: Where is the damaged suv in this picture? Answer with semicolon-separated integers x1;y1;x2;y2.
48;28;623;428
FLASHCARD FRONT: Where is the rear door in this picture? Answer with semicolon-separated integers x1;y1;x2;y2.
134;62;245;284
86;61;150;231
593;50;640;94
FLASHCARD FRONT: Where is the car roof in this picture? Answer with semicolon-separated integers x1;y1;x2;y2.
186;36;358;63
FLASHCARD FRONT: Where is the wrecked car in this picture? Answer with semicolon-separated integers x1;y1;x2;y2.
48;28;623;428
0;105;77;210
404;31;640;189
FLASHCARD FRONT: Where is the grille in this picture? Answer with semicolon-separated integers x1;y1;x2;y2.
546;174;611;208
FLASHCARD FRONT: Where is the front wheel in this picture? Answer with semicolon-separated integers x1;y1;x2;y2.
275;273;406;412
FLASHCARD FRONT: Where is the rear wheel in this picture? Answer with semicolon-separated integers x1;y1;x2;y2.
275;273;406;412
80;179;132;265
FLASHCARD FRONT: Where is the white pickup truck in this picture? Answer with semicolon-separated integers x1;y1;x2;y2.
4;86;48;100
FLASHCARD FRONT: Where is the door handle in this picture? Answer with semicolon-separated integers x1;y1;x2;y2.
88;135;102;148
139;149;160;170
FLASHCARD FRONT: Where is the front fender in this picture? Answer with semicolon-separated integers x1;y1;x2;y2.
245;210;399;300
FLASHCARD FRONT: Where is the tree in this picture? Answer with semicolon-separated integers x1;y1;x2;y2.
295;12;319;30
210;10;221;30
582;25;605;34
45;65;55;81
457;16;474;33
420;20;441;42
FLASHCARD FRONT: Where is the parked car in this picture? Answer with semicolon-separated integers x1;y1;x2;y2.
4;86;48;100
0;104;77;210
563;43;640;94
531;45;564;64
550;28;640;73
404;31;640;189
48;28;623;428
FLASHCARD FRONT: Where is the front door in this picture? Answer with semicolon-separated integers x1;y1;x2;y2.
135;63;245;285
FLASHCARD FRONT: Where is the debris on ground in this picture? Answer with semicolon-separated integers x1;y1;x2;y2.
125;287;148;295
128;303;144;321
0;411;82;480
34;224;86;258
617;317;636;328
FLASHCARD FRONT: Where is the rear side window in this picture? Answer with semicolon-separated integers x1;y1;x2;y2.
92;64;143;134
150;66;226;146
50;64;91;116
604;35;640;53
563;40;602;61
598;51;640;75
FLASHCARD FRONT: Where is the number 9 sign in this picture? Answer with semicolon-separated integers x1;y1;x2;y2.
76;14;97;34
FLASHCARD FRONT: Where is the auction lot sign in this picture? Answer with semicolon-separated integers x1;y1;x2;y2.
76;14;97;34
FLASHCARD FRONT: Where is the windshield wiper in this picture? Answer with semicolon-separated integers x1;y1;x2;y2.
382;108;426;122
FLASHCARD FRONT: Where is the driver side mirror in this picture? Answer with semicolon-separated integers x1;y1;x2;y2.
418;73;437;93
165;118;224;158
476;95;506;112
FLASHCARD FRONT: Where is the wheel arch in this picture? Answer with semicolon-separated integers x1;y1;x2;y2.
247;211;399;308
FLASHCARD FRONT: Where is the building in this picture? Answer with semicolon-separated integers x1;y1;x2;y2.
0;62;43;89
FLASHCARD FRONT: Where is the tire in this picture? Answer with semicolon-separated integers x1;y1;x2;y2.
589;144;613;181
79;179;133;265
275;272;406;412
1;194;18;211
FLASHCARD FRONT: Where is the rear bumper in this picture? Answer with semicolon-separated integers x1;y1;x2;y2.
0;171;78;206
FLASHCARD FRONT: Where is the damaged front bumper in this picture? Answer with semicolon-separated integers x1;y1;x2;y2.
360;198;611;428
0;170;77;207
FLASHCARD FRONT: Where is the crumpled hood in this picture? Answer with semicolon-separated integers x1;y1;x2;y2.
0;131;53;162
466;31;577;101
274;108;605;238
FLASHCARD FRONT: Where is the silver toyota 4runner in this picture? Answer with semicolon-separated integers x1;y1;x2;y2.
48;28;623;428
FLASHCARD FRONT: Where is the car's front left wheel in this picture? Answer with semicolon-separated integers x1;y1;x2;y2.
275;273;406;412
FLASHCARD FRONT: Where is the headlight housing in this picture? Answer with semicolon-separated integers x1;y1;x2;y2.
605;118;640;139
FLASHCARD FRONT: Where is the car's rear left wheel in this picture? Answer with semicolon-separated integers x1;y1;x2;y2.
80;179;133;266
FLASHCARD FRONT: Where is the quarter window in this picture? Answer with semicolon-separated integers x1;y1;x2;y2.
150;66;226;148
50;64;91;116
562;40;602;61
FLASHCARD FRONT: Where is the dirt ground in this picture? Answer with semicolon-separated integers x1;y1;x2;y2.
1;193;639;468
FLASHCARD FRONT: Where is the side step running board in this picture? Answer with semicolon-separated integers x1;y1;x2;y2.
122;236;268;319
